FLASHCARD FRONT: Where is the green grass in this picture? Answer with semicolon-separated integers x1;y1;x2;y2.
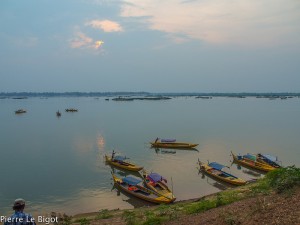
252;166;300;194
96;209;113;219
74;218;90;225
71;166;300;225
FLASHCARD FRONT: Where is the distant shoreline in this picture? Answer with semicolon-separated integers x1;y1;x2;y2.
1;92;300;98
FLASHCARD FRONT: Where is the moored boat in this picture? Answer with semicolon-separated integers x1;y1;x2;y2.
105;154;143;172
198;161;246;186
112;174;175;204
231;152;275;172
150;138;198;149
142;171;176;202
257;153;281;168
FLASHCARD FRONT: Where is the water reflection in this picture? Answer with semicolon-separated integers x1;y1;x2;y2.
197;170;233;190
112;185;155;208
150;147;198;154
232;161;266;175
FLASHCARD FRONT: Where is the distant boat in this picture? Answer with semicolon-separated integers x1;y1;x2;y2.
15;109;26;114
150;138;198;149
198;161;246;186
65;108;78;112
56;111;61;117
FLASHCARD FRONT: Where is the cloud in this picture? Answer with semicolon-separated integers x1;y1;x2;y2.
70;31;104;50
119;0;300;47
85;20;123;32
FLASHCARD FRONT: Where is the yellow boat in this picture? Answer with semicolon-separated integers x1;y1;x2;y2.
142;171;176;202
150;138;198;149
198;161;246;186
112;174;175;204
105;155;143;172
231;152;275;172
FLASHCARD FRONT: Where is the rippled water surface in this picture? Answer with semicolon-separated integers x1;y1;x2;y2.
1;97;299;215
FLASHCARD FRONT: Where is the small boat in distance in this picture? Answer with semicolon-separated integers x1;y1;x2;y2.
150;138;198;149
65;108;78;112
15;109;26;114
56;111;61;117
112;173;174;204
105;152;143;172
198;161;246;186
142;171;176;202
231;152;275;172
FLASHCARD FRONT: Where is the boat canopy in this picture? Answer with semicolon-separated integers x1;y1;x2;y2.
161;139;176;143
114;156;126;161
122;176;141;186
244;154;256;161
148;173;167;183
209;162;226;171
261;154;277;162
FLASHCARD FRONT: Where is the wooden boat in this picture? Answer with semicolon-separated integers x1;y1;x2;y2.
142;171;176;202
105;155;143;172
198;161;246;186
150;138;198;149
65;108;78;112
256;154;281;168
112;174;174;204
231;152;275;172
15;109;26;114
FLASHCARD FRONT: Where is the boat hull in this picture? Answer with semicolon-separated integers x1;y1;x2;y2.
150;142;198;149
200;164;246;186
232;152;275;172
112;174;174;204
142;171;176;202
105;155;143;172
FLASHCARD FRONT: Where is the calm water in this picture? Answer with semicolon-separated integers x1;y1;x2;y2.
1;97;299;216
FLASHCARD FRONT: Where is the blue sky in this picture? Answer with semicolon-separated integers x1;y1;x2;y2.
0;0;299;92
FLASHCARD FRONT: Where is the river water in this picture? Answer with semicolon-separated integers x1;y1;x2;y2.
0;96;299;215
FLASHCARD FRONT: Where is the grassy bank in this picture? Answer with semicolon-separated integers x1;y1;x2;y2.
55;166;300;225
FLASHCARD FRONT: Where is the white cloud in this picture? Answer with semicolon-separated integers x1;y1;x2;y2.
70;31;104;50
86;20;123;32
120;0;300;47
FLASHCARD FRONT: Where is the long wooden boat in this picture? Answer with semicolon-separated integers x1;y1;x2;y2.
15;109;26;114
256;154;281;168
105;155;143;172
112;174;174;204
231;152;275;172
142;171;176;202
198;161;246;186
150;138;198;149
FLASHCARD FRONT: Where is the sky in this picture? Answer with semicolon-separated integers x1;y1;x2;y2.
0;0;300;92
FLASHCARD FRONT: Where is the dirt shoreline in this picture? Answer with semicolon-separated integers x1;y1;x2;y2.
67;185;300;225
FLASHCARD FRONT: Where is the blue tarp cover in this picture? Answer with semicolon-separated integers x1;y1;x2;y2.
262;154;277;162
209;162;226;171
244;154;256;161
148;173;165;182
122;176;141;186
114;156;126;161
161;139;176;143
